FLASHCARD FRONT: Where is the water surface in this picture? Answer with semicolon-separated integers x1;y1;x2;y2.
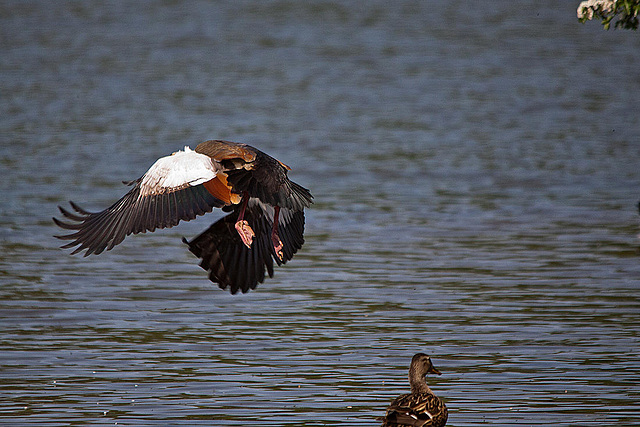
1;1;639;425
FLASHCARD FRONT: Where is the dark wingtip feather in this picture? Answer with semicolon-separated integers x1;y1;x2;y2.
57;205;88;222
68;200;92;215
52;216;73;231
290;181;314;210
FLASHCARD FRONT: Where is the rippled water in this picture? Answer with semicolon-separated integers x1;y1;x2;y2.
2;1;640;425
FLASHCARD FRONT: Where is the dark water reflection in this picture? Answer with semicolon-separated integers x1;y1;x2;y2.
2;1;640;425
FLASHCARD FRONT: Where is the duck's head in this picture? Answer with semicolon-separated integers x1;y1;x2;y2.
411;353;442;376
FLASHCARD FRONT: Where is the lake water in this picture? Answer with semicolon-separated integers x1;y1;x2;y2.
1;1;639;425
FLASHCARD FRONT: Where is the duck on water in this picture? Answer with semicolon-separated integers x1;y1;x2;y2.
381;353;448;427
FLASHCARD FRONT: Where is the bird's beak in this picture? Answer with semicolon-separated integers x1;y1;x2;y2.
429;365;442;375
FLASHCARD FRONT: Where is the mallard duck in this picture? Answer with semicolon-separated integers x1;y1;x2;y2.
380;353;448;427
53;139;313;294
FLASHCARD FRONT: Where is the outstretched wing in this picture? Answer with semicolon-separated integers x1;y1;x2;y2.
53;147;226;256
183;199;306;294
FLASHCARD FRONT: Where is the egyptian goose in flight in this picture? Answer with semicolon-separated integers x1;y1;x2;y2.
380;353;448;427
53;139;313;294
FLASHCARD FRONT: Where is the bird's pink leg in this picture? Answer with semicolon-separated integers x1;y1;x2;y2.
272;206;284;261
234;192;255;248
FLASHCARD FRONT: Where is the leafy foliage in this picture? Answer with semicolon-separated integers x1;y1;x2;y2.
577;0;639;30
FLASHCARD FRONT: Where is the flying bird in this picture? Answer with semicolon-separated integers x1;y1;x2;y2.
53;139;313;294
380;353;448;427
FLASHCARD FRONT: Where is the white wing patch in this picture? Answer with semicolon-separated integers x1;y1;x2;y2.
139;146;219;197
